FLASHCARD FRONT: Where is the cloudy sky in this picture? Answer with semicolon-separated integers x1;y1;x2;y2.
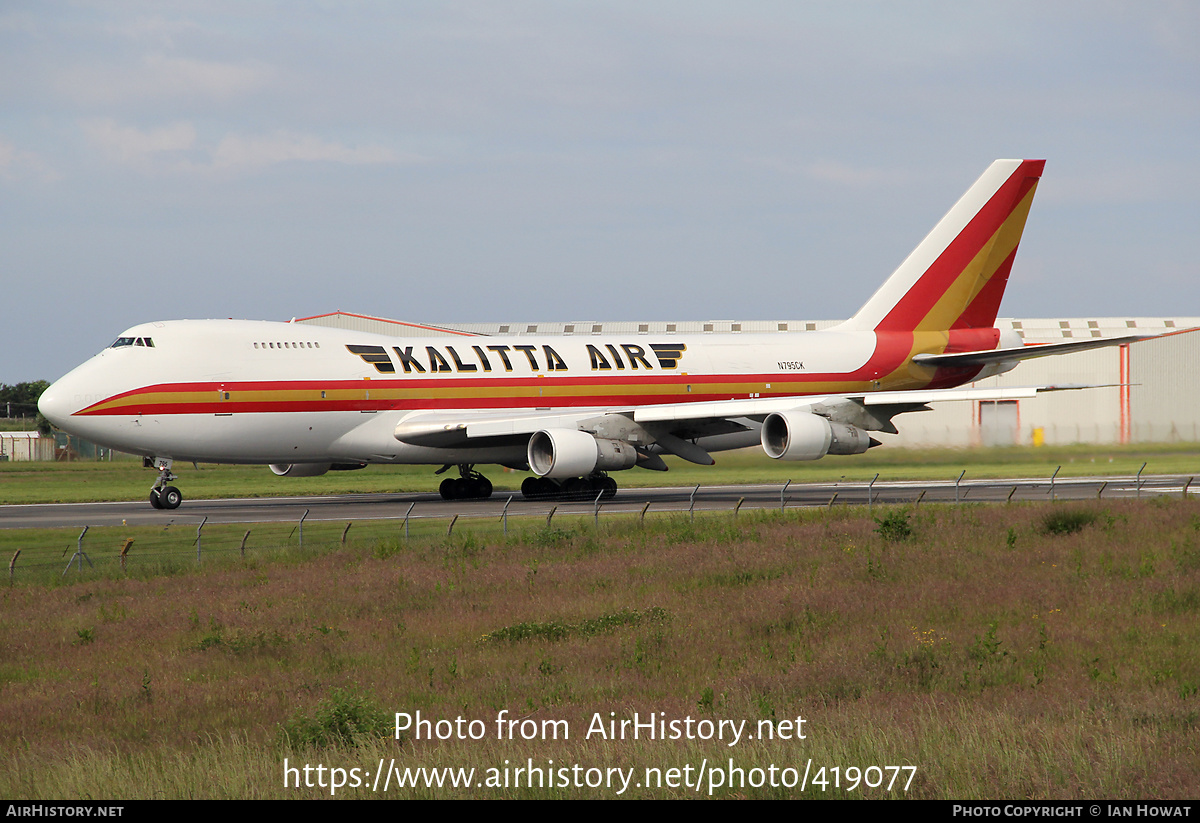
2;1;1197;383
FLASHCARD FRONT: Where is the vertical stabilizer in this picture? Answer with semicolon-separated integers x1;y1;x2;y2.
842;159;1044;333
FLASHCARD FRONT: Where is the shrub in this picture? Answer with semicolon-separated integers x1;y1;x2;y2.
480;607;670;643
280;688;390;749
874;508;913;542
1042;509;1098;536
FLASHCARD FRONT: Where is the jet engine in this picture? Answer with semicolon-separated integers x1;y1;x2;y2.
760;412;873;461
269;463;333;477
527;429;638;478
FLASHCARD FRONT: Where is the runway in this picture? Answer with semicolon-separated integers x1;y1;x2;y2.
0;473;1193;531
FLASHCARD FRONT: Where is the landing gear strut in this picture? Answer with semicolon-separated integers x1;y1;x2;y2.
521;472;618;502
149;462;182;510
438;465;494;501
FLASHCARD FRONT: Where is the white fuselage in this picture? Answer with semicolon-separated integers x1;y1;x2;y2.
38;317;970;467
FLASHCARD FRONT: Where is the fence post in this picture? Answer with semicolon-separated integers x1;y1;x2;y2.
1184;477;1193;500
9;550;19;583
298;509;309;549
1007;486;1016;504
869;473;880;510
240;530;251;558
734;497;745;518
404;502;415;539
502;496;513;536
546;506;557;528
1137;462;1146;499
781;479;791;513
341;522;353;544
1097;481;1107;500
640;502;650;527
120;539;133;572
594;490;604;528
447;515;459;536
196;516;207;563
690;484;700;521
954;470;965;505
1049;466;1060;502
63;526;92;577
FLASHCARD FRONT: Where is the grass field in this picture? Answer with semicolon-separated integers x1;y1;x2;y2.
3;441;1199;505
2;488;1198;798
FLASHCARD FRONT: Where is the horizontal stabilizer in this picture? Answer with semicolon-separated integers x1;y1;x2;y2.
907;333;1152;369
912;333;1152;368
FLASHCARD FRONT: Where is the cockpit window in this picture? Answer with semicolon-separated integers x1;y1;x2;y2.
110;337;136;348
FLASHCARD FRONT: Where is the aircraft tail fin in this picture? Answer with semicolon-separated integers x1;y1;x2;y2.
842;159;1044;333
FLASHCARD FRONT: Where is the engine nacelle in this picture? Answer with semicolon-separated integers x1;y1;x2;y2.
760;412;872;461
269;462;333;477
527;429;638;478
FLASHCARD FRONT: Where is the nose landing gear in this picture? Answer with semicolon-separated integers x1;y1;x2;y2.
148;461;182;510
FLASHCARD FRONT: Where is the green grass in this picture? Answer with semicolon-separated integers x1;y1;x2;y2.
2;498;1199;798
3;441;1199;505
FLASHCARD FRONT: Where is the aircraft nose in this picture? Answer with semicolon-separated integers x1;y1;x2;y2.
37;379;74;428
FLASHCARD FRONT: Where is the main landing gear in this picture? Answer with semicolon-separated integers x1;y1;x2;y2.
438;465;494;501
149;464;182;510
521;473;618;502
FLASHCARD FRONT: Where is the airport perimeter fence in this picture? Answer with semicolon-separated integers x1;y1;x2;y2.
7;466;1198;585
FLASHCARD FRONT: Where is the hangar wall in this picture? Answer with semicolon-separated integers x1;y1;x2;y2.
1129;328;1200;444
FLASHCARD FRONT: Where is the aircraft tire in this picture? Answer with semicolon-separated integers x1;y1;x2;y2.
521;476;557;500
439;478;461;500
149;490;164;509
521;476;550;500
159;486;183;510
563;477;590;500
601;476;618;500
470;476;493;499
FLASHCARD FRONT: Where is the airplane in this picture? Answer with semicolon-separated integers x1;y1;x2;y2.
38;159;1147;510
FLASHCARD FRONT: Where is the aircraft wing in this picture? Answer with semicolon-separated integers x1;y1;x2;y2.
629;384;1076;421
393;383;1099;460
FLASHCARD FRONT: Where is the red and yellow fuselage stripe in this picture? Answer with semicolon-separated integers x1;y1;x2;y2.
74;334;987;417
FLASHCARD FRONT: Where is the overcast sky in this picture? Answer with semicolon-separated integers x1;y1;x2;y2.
2;1;1197;383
